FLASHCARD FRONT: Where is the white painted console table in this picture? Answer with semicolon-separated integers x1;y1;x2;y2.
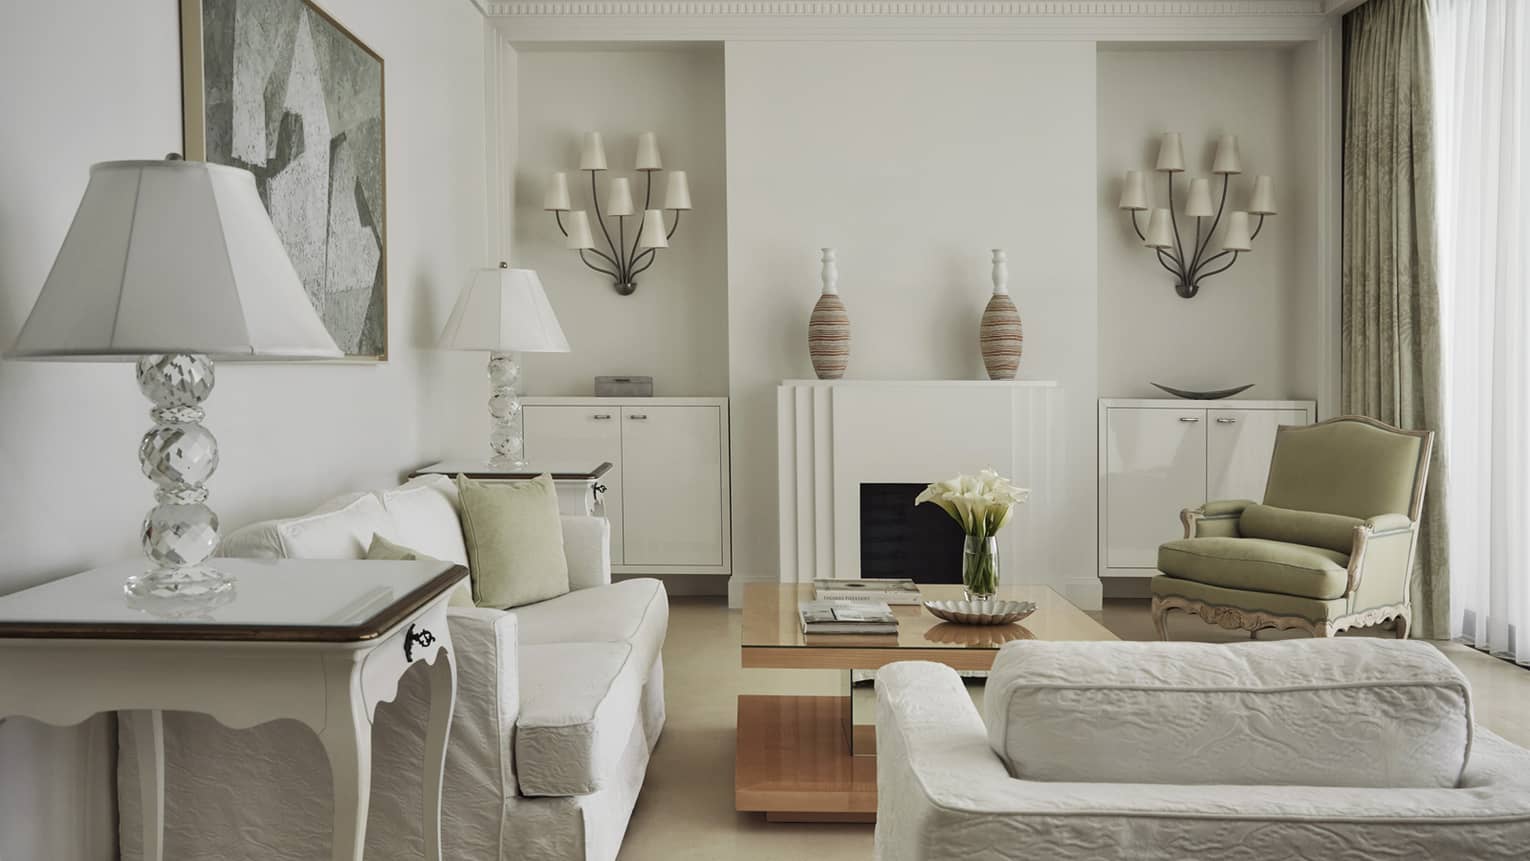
0;558;465;861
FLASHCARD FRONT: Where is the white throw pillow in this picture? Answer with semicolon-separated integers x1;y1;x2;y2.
380;475;469;566
275;492;398;560
984;638;1473;789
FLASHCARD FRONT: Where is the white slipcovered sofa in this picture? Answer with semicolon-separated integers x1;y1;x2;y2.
876;639;1530;860
117;473;666;861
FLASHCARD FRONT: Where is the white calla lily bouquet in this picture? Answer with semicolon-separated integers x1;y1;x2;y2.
916;469;1029;598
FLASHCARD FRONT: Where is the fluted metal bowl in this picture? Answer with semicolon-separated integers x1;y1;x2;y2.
923;599;1037;626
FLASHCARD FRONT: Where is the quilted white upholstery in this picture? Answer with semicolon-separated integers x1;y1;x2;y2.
878;661;1530;861
984;639;1473;788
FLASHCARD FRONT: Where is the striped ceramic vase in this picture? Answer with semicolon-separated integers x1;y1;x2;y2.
808;248;850;379
980;249;1023;380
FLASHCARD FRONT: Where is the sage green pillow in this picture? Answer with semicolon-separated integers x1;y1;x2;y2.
365;535;474;608
455;473;569;608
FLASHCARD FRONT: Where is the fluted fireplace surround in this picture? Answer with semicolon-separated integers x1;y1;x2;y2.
777;380;1096;607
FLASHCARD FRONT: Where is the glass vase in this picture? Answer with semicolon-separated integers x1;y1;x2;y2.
962;535;1000;601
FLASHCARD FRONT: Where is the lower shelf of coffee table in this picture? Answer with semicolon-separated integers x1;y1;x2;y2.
735;694;878;821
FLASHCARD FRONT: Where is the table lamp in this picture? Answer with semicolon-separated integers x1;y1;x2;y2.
4;157;342;599
437;263;570;467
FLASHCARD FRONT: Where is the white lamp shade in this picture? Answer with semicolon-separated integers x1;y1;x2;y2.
635;132;662;170
637;210;669;249
1249;175;1278;214
6;159;340;361
1223;211;1254;251
564;210;596;250
1212;135;1243;174
579;132;608;171
543;172;571;211
1155;132;1185;173
438;266;570;353
662;170;692;211
1143;208;1175;249
605;177;635;217
1118;170;1148;211
1184;178;1214;217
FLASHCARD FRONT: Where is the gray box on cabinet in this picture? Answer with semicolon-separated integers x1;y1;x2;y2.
595;376;654;397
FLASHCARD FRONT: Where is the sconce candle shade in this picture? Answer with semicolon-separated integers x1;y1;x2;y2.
579;132;608;171
1155;133;1186;173
1118;170;1148;211
544;172;571;212
637;210;669;249
1184;178;1214;217
1212;135;1243;174
605;177;635;217
663;170;692;211
1249;175;1278;215
1222;211;1254;251
565;210;597;249
7;159;340;361
1143;209;1175;248
635;132;662;171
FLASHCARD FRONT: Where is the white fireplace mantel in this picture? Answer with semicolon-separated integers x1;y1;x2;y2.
777;379;1091;606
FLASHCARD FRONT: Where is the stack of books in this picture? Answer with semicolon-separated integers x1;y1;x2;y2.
813;578;921;605
798;600;898;635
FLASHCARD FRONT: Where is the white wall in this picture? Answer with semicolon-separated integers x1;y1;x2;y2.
0;1;490;857
725;41;1100;598
1097;48;1321;401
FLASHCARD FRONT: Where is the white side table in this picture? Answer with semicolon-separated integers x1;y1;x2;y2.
410;460;613;516
0;558;465;861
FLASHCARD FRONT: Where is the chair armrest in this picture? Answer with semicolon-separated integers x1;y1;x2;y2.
562;514;612;590
1347;517;1419;608
1365;513;1414;535
1180;499;1253;539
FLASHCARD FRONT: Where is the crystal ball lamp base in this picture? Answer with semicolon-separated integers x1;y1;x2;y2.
124;353;235;600
488;351;528;469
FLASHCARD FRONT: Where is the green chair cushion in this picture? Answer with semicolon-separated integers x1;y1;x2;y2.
1239;503;1364;555
1150;575;1349;623
1158;537;1351;600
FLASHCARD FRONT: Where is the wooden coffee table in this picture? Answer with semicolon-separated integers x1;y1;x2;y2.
736;582;1117;822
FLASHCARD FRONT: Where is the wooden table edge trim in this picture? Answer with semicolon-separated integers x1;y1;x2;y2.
0;566;468;643
408;462;613;481
741;645;999;672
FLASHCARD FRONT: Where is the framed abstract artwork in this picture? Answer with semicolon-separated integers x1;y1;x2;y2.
180;0;388;361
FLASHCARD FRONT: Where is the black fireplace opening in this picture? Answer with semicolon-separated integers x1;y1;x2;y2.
859;483;965;584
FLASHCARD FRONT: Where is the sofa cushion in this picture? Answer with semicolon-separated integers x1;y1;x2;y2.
381;475;469;566
272;492;397;560
1239;503;1365;555
218;491;374;558
984;638;1474;788
515;641;644;797
366;535;473;608
512;578;668;672
457;474;569;609
1158;537;1350;600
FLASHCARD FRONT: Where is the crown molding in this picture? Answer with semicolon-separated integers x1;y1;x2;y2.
484;1;1329;42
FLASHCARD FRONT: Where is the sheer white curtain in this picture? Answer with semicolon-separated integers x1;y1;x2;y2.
1435;0;1530;659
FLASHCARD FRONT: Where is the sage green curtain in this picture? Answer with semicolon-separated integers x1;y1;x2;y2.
1342;0;1449;639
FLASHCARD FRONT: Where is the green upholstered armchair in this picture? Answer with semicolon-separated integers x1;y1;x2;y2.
1151;416;1434;640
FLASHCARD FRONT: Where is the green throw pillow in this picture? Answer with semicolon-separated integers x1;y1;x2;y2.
455;473;569;608
365;535;474;608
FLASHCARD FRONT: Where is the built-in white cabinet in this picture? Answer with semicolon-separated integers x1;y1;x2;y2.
523;397;731;576
1097;398;1316;579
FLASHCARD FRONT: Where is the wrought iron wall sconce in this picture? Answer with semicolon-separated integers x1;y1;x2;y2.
544;132;692;296
1117;133;1277;299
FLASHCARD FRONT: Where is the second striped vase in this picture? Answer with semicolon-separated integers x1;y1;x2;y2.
808;248;850;380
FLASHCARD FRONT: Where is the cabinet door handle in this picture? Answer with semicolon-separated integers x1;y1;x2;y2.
1179;416;1200;423
628;414;648;420
1215;417;1238;424
592;414;613;420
